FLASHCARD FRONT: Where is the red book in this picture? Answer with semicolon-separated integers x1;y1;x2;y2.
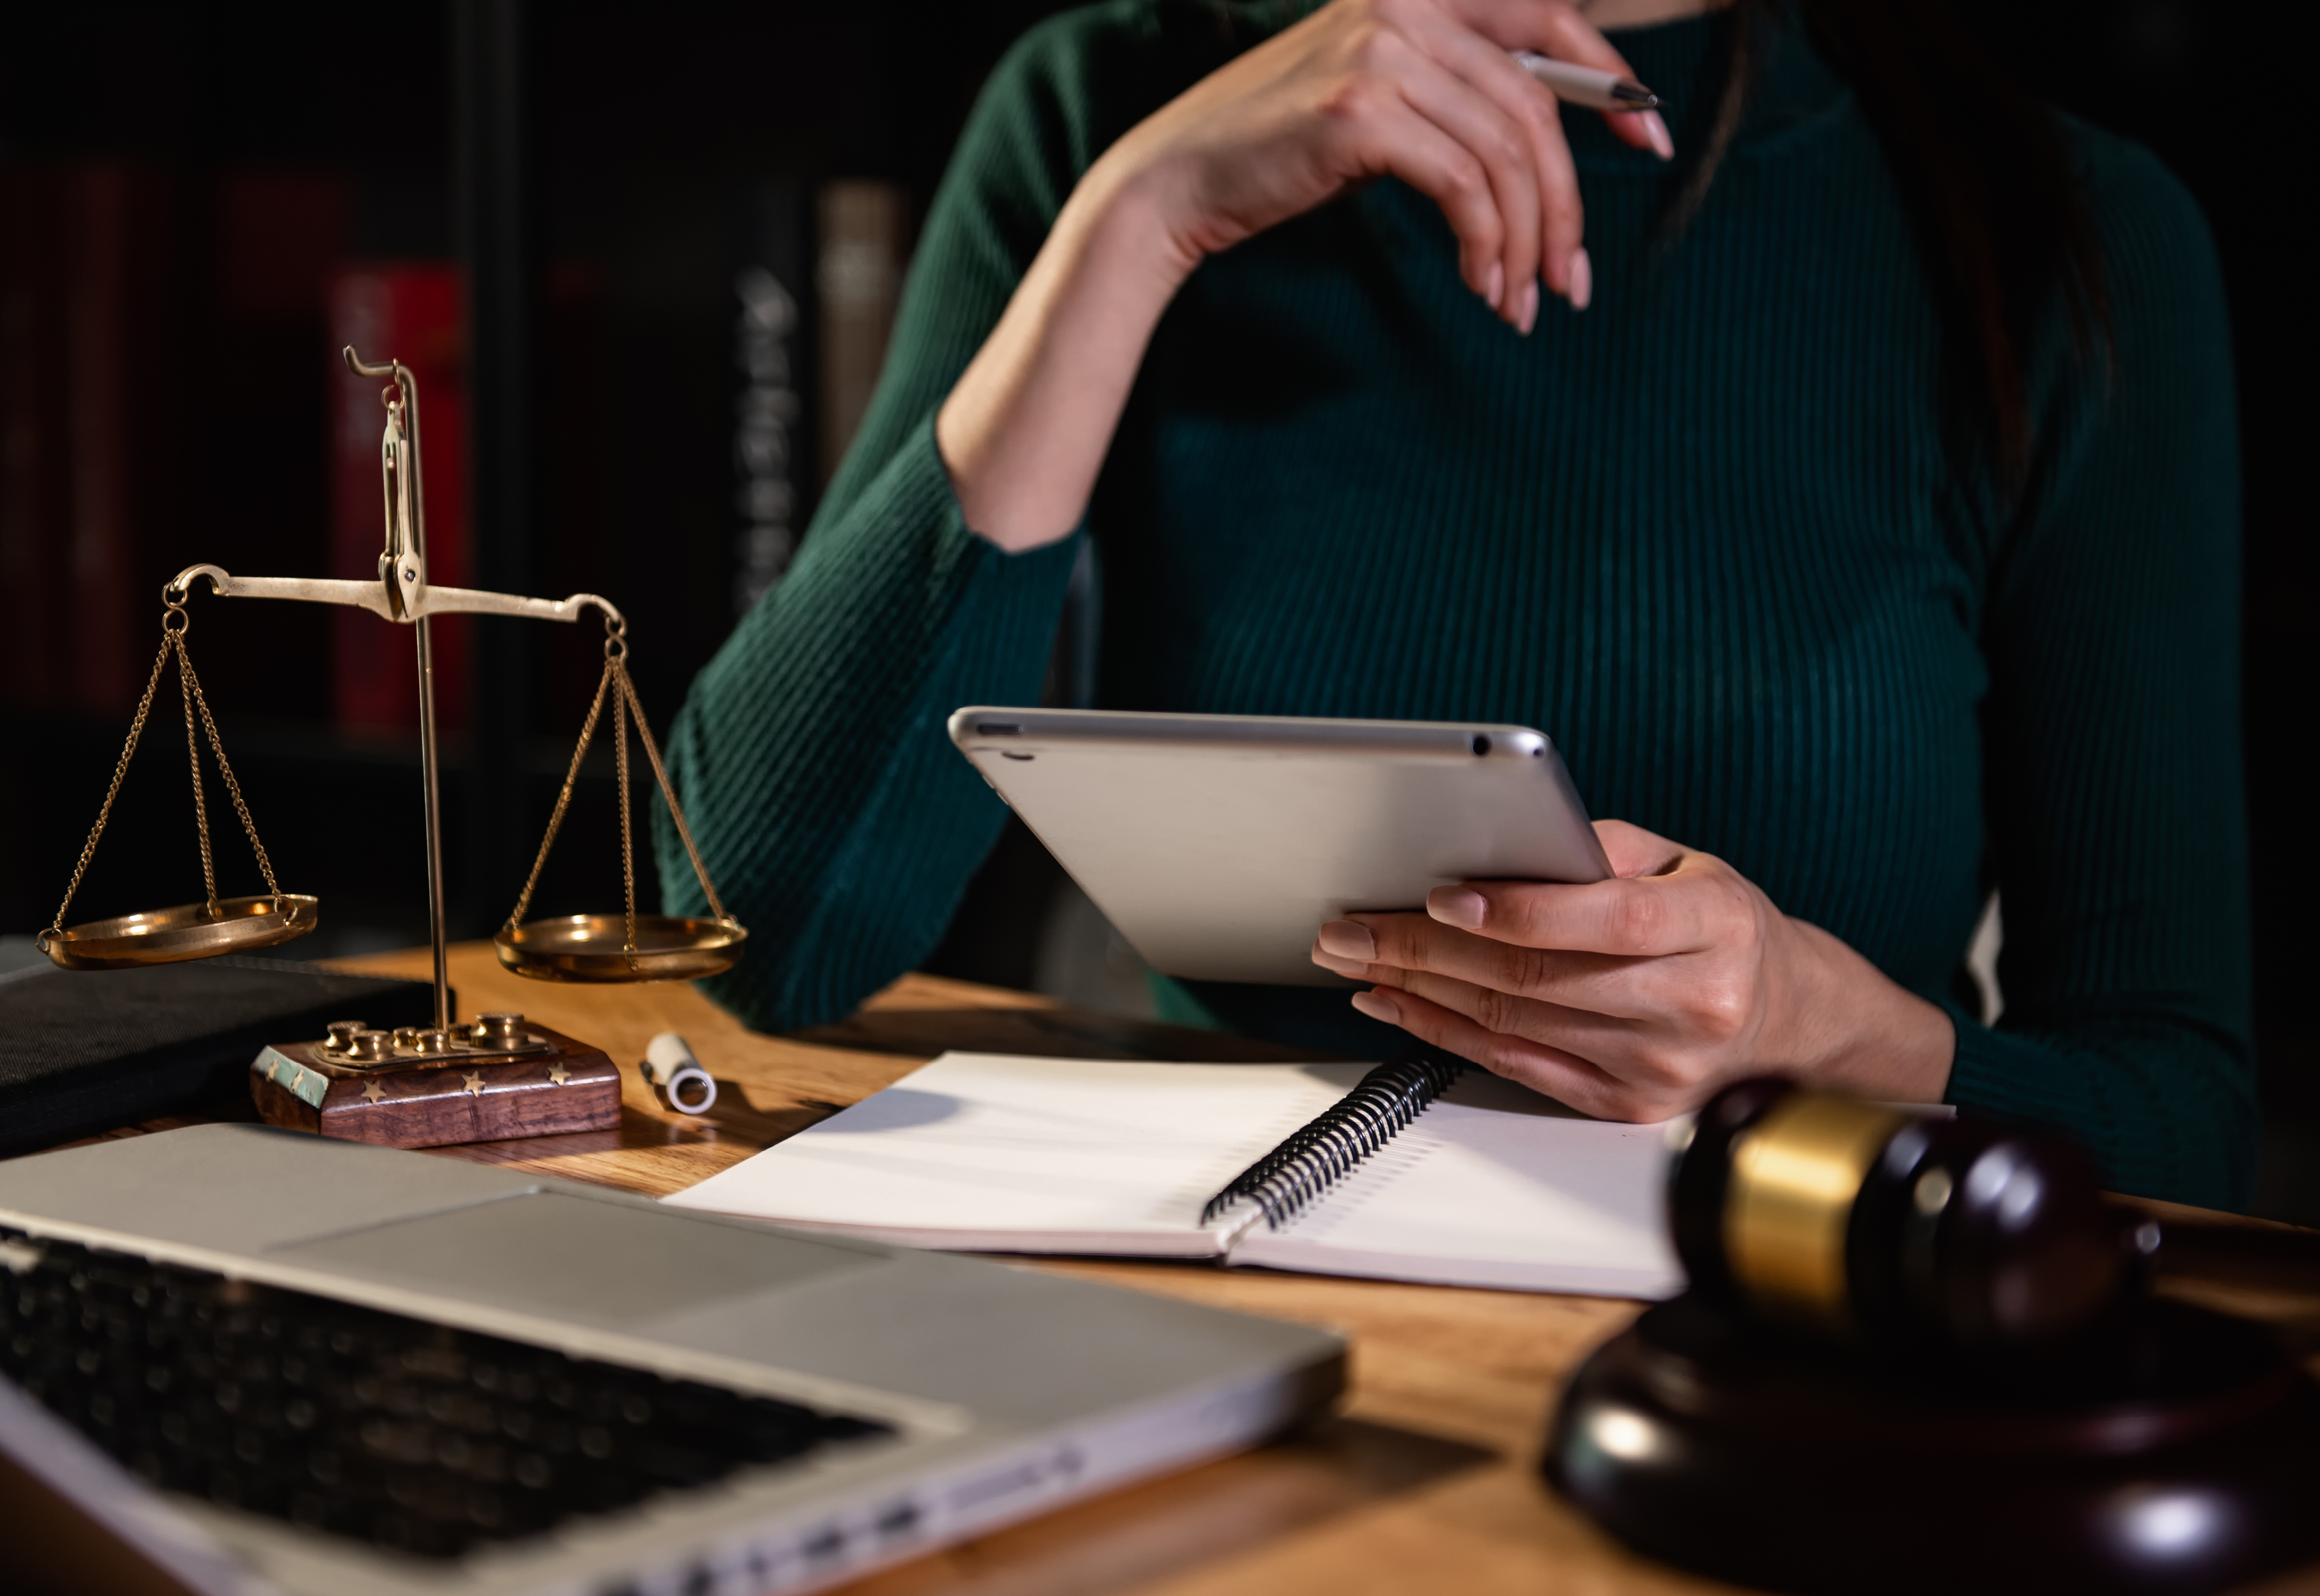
328;266;469;733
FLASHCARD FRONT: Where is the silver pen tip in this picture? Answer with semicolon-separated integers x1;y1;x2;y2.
1611;81;1661;110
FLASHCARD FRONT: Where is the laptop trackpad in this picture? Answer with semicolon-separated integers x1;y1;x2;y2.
273;1191;879;1326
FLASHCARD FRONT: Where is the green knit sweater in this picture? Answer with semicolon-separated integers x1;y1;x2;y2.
660;4;2253;1207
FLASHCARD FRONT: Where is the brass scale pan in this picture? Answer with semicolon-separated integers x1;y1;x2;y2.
494;914;745;984
41;895;321;972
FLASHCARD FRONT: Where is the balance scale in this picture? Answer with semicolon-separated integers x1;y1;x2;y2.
32;348;745;1148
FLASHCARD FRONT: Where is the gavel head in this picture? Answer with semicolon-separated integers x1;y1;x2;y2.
1670;1079;2138;1354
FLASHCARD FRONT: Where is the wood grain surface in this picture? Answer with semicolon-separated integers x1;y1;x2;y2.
28;942;2320;1596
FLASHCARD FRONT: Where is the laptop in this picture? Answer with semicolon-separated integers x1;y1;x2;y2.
0;1123;1345;1595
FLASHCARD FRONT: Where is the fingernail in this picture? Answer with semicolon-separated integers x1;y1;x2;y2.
1642;110;1674;161
1350;989;1402;1025
1428;887;1487;929
1484;260;1503;311
1568;248;1592;312
1317;920;1376;960
1517;277;1539;335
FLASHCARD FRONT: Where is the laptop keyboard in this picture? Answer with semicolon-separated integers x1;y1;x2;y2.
0;1225;894;1560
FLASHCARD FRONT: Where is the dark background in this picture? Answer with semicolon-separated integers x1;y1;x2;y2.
1;2;2308;1212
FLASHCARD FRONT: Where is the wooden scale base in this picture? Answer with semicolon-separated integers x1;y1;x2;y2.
249;1013;619;1148
1548;1294;2320;1595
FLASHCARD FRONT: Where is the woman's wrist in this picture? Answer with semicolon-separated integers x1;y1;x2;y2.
1781;919;1956;1103
1075;141;1212;297
935;156;1205;553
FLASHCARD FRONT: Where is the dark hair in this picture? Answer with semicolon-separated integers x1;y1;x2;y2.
1672;0;2112;493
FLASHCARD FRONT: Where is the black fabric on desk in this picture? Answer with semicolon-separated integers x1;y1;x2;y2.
0;951;437;1155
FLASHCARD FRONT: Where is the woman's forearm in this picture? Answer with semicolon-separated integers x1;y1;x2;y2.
935;165;1198;553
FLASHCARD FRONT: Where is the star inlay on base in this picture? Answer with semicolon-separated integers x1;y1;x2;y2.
547;1062;571;1086
462;1070;485;1098
361;1080;386;1105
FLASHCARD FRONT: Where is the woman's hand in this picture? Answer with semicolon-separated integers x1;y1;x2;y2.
1310;820;1956;1120
938;0;1670;552
1110;0;1672;328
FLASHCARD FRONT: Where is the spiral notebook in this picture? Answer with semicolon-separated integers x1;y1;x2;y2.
664;1053;1684;1298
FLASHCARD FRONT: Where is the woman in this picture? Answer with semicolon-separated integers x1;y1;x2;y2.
660;0;2252;1206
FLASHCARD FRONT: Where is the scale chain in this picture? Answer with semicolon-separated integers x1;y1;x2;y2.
41;633;175;945
179;633;220;921
615;661;636;956
180;637;284;900
504;657;615;933
614;664;732;925
38;598;287;950
497;610;737;959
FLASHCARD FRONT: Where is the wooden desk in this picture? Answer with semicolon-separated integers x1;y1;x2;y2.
40;943;2320;1596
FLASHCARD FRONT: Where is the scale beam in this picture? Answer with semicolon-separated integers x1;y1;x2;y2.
167;565;623;630
164;558;630;1035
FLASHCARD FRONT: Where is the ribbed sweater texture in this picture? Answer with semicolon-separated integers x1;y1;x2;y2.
659;3;2254;1207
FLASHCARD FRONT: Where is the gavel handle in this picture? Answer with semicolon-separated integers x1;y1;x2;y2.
2142;1216;2320;1297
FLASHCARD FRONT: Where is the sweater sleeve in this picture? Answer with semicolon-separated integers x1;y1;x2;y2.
652;16;1124;1030
1943;136;2256;1209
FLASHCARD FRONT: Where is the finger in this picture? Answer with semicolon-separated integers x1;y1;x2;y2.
1311;940;1390;980
1595;818;1686;879
1528;4;1672;157
1401;6;1587;306
1345;959;1700;1108
1334;90;1511;308
1385;37;1544;325
1350;982;1656;1120
1419;858;1743;957
1384;961;1650;1052
1420;819;1684;932
1319;915;1655;1016
1461;0;1672;158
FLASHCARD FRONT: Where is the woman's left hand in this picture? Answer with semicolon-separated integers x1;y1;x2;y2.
1310;819;1955;1121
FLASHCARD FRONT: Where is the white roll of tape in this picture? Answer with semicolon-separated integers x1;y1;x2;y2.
641;1032;718;1116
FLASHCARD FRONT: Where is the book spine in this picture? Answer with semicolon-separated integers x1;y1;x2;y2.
732;181;815;615
813;179;906;489
1201;1057;1466;1230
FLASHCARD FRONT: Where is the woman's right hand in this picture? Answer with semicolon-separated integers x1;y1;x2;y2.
1106;0;1671;330
939;0;1670;551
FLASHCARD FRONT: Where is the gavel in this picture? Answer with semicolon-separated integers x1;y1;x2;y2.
1671;1078;2320;1354
1551;1084;2320;1596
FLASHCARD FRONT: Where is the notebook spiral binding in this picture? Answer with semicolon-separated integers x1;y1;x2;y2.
1200;1056;1466;1230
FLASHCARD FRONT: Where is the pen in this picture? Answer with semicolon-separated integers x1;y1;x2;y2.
1513;51;1661;111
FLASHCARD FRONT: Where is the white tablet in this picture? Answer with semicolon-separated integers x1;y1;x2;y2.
948;708;1611;987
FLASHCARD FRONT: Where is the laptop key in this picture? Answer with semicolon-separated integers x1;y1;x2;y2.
1;1225;894;1560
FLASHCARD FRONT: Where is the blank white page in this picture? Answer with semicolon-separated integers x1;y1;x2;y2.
663;1053;1368;1256
1228;1071;1684;1298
